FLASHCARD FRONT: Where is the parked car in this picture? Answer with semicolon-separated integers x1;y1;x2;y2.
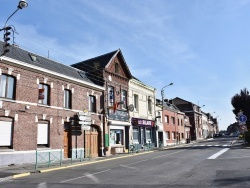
213;133;220;138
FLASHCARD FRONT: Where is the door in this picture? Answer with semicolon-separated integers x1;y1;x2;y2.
85;131;98;158
64;130;69;158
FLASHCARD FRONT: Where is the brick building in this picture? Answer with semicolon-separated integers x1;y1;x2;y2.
0;42;104;166
71;49;132;155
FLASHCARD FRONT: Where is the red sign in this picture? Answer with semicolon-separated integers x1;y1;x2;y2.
38;89;44;99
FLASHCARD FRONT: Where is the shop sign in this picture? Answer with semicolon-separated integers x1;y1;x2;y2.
132;118;154;127
108;109;129;122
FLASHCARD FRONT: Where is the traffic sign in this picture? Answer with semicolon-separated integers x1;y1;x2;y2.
239;115;247;123
81;125;90;130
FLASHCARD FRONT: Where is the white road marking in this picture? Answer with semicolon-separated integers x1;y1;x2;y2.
207;148;230;159
120;164;137;169
37;182;47;188
60;169;111;183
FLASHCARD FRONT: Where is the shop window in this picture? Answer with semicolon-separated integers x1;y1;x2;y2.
133;128;139;143
0;74;15;99
37;122;49;147
146;128;151;142
38;84;50;105
89;95;96;112
64;89;72;109
110;129;123;146
134;94;139;111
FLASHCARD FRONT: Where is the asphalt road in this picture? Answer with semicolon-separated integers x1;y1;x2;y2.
1;137;250;188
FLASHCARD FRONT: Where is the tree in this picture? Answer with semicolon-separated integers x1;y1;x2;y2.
231;88;250;130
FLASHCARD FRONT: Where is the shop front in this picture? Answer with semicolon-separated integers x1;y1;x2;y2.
108;109;131;154
131;118;156;149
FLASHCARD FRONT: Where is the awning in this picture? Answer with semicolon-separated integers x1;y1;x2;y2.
108;120;131;126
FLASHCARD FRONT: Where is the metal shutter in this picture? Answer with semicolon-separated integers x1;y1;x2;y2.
37;123;48;144
0;121;12;146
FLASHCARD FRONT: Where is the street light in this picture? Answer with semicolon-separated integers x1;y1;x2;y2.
3;0;28;28
1;0;28;55
160;83;173;146
161;82;173;108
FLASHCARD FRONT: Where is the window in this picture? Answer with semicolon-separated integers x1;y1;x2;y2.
133;128;139;143
148;98;152;114
164;115;169;124
37;122;49;147
172;132;175;140
134;94;139;111
110;129;123;146
157;111;162;123
64;89;72;109
178;118;180;126
166;131;170;140
115;63;119;74
38;84;50;105
0;121;13;148
181;119;183;126
89;95;96;113
146;128;151;141
171;117;175;125
0;74;15;99
121;90;127;109
108;86;114;106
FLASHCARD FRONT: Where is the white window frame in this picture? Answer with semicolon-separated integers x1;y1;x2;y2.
134;94;139;112
89;95;96;113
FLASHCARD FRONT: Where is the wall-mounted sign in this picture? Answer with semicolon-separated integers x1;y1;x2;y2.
131;118;154;127
108;109;129;122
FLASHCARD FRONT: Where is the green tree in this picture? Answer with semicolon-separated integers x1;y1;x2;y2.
231;88;250;130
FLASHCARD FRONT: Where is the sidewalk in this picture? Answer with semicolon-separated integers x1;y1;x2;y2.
0;139;243;182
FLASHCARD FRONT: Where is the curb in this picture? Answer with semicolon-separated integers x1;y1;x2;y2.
0;150;155;182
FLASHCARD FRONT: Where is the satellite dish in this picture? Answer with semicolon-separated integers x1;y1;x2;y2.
128;104;134;112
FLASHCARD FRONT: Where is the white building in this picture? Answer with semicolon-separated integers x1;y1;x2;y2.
128;77;157;148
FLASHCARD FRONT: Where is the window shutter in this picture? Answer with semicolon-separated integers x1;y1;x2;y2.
0;121;12;146
37;123;48;144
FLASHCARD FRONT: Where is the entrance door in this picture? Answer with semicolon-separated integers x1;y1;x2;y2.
64;130;69;158
85;130;98;158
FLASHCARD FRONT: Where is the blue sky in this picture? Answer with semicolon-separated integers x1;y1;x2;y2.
2;0;250;130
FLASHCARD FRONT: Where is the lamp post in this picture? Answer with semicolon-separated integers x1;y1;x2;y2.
161;82;173;111
160;82;173;146
1;0;28;55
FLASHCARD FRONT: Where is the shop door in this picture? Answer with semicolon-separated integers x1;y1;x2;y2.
63;130;69;158
85;131;98;158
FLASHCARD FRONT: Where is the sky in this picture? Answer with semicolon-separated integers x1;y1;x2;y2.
1;0;250;131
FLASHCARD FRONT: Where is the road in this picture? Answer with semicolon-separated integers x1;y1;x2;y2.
1;137;250;188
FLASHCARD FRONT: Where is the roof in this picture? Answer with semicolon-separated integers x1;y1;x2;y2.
71;49;132;79
71;50;118;71
0;41;97;86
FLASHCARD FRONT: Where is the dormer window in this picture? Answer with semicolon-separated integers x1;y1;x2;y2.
29;53;38;62
115;63;119;74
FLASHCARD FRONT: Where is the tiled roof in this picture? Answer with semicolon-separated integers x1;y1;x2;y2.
71;50;118;72
0;41;95;85
71;49;132;79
